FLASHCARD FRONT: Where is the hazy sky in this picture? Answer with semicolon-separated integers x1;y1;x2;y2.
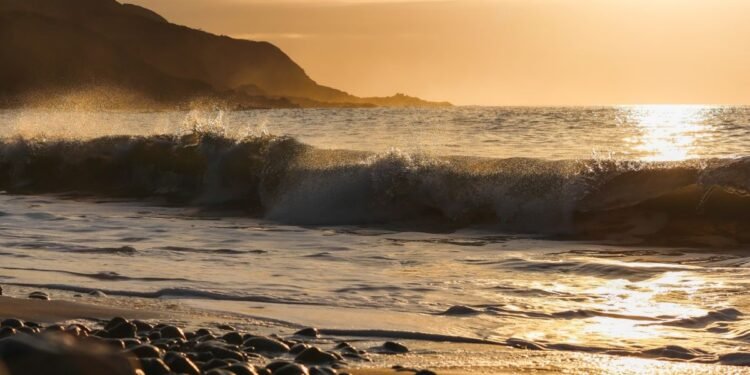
128;0;750;106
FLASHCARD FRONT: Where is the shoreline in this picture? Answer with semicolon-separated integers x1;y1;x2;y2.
1;288;747;374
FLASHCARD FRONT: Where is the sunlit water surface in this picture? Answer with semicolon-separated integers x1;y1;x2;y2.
1;106;750;369
1;105;749;161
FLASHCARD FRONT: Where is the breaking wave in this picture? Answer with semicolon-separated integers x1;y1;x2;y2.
2;132;750;246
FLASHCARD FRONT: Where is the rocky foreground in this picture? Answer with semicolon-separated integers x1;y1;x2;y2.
0;316;436;375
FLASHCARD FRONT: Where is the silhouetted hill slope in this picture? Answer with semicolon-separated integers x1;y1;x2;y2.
0;0;449;108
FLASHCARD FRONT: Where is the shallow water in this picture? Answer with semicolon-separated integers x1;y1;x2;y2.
1;106;750;366
1;193;749;363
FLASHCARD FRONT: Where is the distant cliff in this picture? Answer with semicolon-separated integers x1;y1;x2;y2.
0;0;450;109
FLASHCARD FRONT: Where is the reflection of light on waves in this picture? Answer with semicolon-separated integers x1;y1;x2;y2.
582;270;707;341
595;356;710;374
625;105;709;161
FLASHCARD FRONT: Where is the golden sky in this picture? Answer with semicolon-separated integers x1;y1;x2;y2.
128;0;750;106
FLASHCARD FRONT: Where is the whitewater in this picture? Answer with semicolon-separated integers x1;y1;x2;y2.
1;106;750;369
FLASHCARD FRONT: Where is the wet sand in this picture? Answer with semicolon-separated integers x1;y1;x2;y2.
1;290;748;374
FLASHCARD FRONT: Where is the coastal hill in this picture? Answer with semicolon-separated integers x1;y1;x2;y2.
0;0;450;109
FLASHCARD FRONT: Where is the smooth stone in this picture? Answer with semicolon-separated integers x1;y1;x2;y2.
160;325;186;340
63;325;81;336
133;320;154;332
382;341;409;354
196;328;213;337
290;343;310;355
440;305;481;315
70;324;91;334
127;344;164;359
0;285;3;295
165;352;201;375
244;337;291;354
266;361;295;372
192;351;214;362
103;339;126;350
0;326;17;338
108;322;138;339
1;319;24;328
140;358;171;375
45;324;65;333
224;363;259;375
202;358;230;371
105;317;129;331
217;324;236;331
274;363;310;375
309;366;337;375
0;333;136;375
294;328;319;338
18;326;39;334
205;370;235;375
148;331;162;341
415;371;438;375
196;342;246;361
294;347;337;365
196;333;217;342
122;338;142;348
28;291;50;300
223;331;244;345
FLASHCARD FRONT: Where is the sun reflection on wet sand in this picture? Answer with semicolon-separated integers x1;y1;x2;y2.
622;105;712;161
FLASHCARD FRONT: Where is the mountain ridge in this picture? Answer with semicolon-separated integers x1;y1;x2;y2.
0;0;450;109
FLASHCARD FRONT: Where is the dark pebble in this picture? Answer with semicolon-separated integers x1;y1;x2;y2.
415;370;438;375
165;352;201;375
217;324;236;331
245;337;291;355
383;341;409;354
160;325;186;340
28;291;50;300
202;358;230;371
105;317;129;331
0;326;17;338
103;338;127;350
205;370;235;375
223;331;244;345
274;363;310;375
309;366;337;375
196;328;213;337
127;344;164;359
440;305;482;316
0;333;136;375
290;343;310;355
140;358;171;375
295;347;337;365
108;321;138;339
17;326;38;334
1;318;25;328
45;324;65;332
133;320;154;332
225;363;259;375
294;328;319;338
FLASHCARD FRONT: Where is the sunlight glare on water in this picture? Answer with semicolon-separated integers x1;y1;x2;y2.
623;105;711;161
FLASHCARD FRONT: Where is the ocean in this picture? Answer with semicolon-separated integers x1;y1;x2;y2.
1;105;749;367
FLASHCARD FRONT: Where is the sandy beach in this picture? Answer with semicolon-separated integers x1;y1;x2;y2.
2;285;748;375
